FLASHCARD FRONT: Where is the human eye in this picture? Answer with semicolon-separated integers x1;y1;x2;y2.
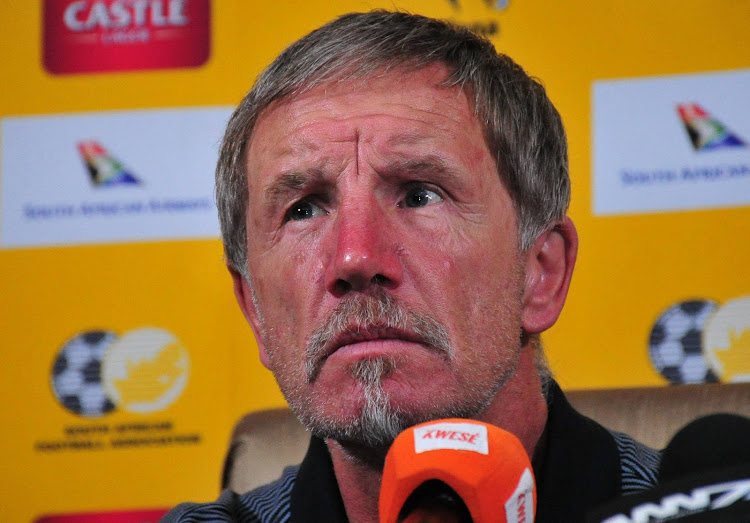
399;185;444;208
285;199;327;221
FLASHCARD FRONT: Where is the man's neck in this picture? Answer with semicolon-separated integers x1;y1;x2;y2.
326;344;548;523
327;440;384;523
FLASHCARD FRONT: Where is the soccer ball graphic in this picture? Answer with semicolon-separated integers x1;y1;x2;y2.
648;300;720;385
51;330;118;417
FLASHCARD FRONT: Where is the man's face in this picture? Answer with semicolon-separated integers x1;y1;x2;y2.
238;64;528;447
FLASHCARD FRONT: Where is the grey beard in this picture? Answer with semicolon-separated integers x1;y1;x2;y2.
284;290;520;461
346;356;403;448
307;352;517;467
302;353;516;457
295;291;454;452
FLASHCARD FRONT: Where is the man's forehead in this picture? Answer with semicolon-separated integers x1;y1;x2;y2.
244;65;480;167
252;64;469;133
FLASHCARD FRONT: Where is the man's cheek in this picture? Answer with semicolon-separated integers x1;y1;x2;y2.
273;259;315;322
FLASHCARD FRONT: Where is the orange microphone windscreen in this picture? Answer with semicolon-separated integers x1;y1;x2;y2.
379;418;536;523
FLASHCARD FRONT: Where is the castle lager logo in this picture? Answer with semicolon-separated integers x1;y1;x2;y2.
43;0;210;74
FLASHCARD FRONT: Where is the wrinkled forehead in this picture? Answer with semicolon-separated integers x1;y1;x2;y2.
244;65;485;176
243;64;486;177
249;61;476;139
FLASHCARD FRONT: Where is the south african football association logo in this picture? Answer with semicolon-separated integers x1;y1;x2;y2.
649;296;750;384
51;327;190;417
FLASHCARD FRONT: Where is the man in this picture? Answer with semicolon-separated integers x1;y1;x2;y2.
165;10;659;522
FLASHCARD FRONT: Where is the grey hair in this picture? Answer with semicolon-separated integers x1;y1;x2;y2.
216;10;570;278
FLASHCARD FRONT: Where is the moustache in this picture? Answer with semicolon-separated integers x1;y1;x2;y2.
304;291;453;382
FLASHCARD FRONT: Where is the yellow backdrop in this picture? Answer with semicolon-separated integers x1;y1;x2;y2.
1;1;748;521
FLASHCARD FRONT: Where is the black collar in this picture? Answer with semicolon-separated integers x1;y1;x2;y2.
533;381;621;521
290;435;348;522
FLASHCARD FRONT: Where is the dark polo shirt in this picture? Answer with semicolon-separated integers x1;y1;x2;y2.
162;381;660;522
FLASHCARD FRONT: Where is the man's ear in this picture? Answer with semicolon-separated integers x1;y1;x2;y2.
229;265;272;370
521;216;578;334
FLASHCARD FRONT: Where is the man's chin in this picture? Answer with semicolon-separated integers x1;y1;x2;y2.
286;355;502;463
301;396;407;451
298;399;489;468
306;408;411;468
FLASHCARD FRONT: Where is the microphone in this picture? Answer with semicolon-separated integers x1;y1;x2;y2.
378;418;536;523
587;414;750;522
659;413;750;482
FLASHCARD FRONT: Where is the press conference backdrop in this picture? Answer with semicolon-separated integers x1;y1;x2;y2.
1;1;748;521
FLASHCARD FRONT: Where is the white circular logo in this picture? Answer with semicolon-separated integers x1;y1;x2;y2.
703;297;750;383
102;327;190;414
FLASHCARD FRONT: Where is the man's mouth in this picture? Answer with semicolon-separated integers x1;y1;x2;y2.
304;324;428;383
326;325;427;358
303;292;453;382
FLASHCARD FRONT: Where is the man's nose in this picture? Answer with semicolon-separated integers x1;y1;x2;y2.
325;199;403;296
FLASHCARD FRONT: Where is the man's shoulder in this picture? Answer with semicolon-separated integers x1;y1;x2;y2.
546;380;661;492
160;465;298;523
609;429;661;493
534;381;662;521
160;488;244;523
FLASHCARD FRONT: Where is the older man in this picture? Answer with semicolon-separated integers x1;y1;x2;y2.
165;10;659;522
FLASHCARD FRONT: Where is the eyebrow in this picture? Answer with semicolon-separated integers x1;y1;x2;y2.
379;155;455;183
262;167;328;212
